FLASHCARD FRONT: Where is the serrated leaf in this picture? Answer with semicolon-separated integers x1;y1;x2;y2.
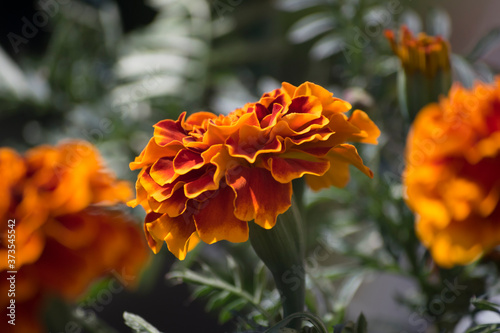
288;13;335;44
123;312;162;333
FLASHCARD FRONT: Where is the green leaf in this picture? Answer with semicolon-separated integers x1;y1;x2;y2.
466;324;500;333
310;34;345;60
123;312;162;333
253;261;268;303
227;255;242;289
427;7;451;39
471;298;500;315
467;27;500;62
288;13;335;44
356;313;367;333
451;54;476;88
192;285;214;298
205;290;233;312
218;298;248;323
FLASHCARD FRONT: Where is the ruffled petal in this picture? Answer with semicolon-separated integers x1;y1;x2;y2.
173;149;204;175
154;113;187;146
226;125;282;163
145;212;197;260
193;187;249;244
226;166;292;229
348;110;381;144
267;151;330;183
306;144;373;190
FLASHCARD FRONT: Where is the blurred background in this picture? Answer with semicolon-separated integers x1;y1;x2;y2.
1;0;499;332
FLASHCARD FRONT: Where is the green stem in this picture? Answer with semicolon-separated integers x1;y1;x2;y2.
249;198;305;329
264;312;329;333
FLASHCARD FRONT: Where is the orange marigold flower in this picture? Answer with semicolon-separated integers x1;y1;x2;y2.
385;25;451;78
130;82;380;260
404;78;500;267
0;140;148;333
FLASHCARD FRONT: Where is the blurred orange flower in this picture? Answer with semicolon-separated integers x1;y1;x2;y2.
0;140;148;333
404;78;500;267
385;25;450;77
130;82;380;260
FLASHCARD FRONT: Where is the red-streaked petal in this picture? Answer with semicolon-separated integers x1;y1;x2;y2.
145;213;197;260
182;111;217;129
173;149;204;175
149;187;188;217
154;112;187;146
184;167;219;198
226;166;292;229
268;152;330;183
143;212;164;252
261;103;285;128
130;138;182;170
227;125;282;163
293;82;351;115
139;167;183;202
287;96;322;115
149;158;175;186
193;187;248;244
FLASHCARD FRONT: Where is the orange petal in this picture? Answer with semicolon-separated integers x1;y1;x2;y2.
227;125;282;163
306;144;373;190
226;166;292;229
146;212;197;260
287;96;322;115
268;152;330;183
184;167;219;198
130;138;182;170
348;110;381;144
149;158;175;186
149;187;188;217
173;149;204;175
193;186;248;244
154;112;187;146
182;111;217;129
329;144;373;178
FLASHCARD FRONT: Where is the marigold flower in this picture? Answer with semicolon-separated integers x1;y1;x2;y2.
130;82;380;260
385;25;451;78
404;78;500;267
0;140;148;333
